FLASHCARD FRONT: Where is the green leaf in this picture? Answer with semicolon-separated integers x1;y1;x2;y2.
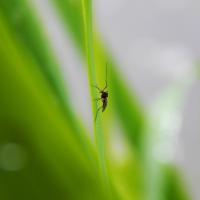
0;14;107;200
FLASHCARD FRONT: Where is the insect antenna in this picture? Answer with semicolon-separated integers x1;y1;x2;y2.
103;63;108;91
106;62;108;87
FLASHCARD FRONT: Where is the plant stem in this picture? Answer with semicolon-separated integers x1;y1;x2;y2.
81;0;109;189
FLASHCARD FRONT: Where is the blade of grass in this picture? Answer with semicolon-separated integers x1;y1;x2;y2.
0;0;96;164
0;14;108;200
162;166;191;200
81;0;110;191
0;0;66;102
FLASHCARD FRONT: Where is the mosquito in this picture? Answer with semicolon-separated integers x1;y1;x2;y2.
93;64;108;121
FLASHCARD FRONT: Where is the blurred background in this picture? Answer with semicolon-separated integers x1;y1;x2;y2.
95;1;200;199
0;0;199;199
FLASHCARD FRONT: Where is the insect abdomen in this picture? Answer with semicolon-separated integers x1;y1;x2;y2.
102;99;107;112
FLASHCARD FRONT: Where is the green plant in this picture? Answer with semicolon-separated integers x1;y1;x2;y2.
0;0;192;199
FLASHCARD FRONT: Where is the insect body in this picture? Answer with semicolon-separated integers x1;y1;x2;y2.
101;91;108;112
93;65;108;121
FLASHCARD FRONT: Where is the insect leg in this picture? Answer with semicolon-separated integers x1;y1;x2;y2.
93;98;101;102
95;106;103;122
92;85;101;92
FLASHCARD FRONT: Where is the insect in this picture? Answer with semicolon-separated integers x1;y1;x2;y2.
93;64;108;121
